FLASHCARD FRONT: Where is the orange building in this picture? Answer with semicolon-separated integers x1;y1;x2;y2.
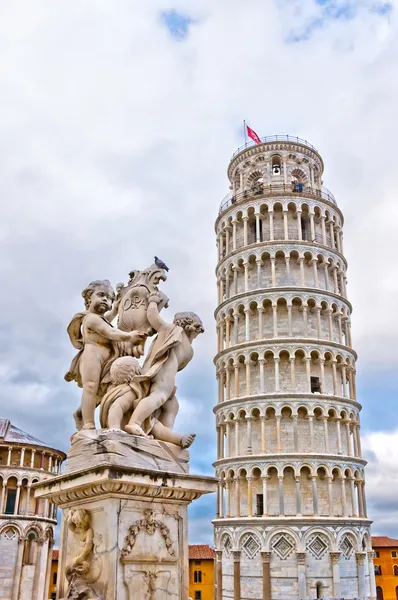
373;536;398;600
189;544;214;600
48;548;59;599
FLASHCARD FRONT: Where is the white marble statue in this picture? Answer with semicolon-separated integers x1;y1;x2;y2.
65;280;145;431
65;262;203;452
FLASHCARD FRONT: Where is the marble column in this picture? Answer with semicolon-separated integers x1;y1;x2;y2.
368;551;377;599
24;484;32;516
14;483;21;516
233;551;241;600
247;477;253;517
235;476;241;517
262;476;268;516
0;480;6;513
296;477;302;515
296;552;307;599
278;476;284;516
356;552;367;600
261;552;271;600
297;210;303;241
312;476;319;515
330;552;341;598
32;538;45;600
11;537;25;600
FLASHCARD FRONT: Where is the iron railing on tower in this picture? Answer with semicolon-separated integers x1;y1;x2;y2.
219;183;337;215
231;134;319;159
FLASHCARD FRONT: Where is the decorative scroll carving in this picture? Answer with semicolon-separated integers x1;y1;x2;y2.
121;509;175;558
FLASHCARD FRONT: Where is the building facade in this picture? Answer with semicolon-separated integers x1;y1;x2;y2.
372;536;398;600
213;135;376;600
189;544;215;600
0;418;65;600
48;549;59;600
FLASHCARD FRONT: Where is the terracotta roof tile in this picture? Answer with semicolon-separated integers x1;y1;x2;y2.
52;549;59;560
372;536;398;547
189;544;214;560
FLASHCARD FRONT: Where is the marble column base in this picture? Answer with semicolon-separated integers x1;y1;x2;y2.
33;433;217;600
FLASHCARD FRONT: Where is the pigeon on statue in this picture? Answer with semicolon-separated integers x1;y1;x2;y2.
154;256;169;272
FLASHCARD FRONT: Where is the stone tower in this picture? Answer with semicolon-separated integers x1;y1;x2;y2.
0;418;65;600
213;135;376;600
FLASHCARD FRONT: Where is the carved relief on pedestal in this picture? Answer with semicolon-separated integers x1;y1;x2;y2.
121;509;178;600
61;509;103;600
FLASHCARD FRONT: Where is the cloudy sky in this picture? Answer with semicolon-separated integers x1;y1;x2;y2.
0;0;397;544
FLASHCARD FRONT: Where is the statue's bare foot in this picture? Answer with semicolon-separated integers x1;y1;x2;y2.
81;422;96;430
125;423;149;437
73;410;83;431
180;433;196;449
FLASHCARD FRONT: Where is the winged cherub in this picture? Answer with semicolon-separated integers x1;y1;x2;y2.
65;279;145;430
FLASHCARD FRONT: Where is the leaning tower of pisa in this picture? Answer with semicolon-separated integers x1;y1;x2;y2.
213;135;376;600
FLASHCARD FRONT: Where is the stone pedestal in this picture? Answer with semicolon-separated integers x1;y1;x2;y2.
34;430;217;600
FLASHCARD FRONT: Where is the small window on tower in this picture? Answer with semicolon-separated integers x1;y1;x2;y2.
311;377;321;393
256;494;264;516
271;155;281;175
393;551;397;558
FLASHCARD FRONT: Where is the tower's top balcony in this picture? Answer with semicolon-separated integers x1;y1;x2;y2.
218;183;337;215
228;134;324;176
220;134;334;217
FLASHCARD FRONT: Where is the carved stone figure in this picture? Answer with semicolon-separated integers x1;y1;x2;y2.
99;356;195;448
64;263;203;452
61;509;102;600
65;280;145;431
125;291;204;437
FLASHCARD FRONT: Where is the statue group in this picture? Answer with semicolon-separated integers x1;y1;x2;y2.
64;259;204;450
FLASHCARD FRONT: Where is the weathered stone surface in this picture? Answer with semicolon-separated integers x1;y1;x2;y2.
34;463;217;600
65;428;190;475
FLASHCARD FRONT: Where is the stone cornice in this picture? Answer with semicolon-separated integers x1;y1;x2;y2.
0;513;57;524
216;240;348;274
213;453;367;469
214;337;357;363
215;286;353;317
32;464;217;507
213;393;362;414
213;516;372;527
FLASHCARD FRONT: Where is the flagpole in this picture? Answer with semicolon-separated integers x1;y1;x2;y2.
243;120;247;147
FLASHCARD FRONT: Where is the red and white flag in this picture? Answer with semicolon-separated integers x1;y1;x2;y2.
247;124;261;145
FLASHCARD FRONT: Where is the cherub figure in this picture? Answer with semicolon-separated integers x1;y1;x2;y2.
65;280;145;430
99;356;195;448
125;291;204;437
63;509;102;600
67;509;94;574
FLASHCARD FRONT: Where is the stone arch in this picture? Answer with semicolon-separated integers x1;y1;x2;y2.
265;528;299;553
220;532;233;557
337;528;361;554
239;529;263;559
0;521;22;537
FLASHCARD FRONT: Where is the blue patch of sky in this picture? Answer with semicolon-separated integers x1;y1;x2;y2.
357;370;398;434
286;0;392;43
160;10;193;41
372;2;393;15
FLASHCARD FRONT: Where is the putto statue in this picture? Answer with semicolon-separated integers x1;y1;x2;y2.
64;260;203;453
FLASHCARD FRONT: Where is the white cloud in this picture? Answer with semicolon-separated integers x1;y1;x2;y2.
363;429;398;536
